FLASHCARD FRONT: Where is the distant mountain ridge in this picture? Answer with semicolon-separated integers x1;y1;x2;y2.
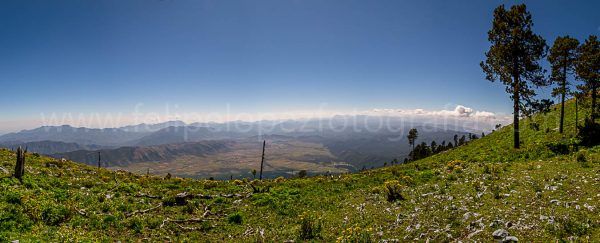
50;141;233;167
0;125;146;146
0;140;104;155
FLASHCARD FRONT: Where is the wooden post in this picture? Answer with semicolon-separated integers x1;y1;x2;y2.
259;140;265;180
98;152;102;168
14;146;25;180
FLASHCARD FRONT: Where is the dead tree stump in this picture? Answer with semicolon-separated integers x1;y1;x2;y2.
14;147;25;180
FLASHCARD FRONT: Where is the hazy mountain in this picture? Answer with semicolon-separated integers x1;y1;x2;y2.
0;140;104;155
133;126;216;146
0;125;146;146
119;120;187;133
51;141;232;167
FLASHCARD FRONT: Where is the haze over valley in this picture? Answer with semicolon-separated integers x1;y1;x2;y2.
0;115;486;178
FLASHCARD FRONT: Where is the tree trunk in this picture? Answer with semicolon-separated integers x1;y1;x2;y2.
592;85;598;122
559;63;567;133
14;147;25;180
575;97;579;132
511;46;521;149
259;140;265;180
513;76;520;149
412;143;415;161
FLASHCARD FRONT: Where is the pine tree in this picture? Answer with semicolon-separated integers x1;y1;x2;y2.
576;35;600;121
407;128;418;160
481;4;548;149
453;134;458;147
548;36;580;133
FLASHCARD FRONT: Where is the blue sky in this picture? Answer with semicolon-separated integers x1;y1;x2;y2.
1;0;599;132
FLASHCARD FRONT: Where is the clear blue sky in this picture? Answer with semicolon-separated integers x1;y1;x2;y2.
1;0;599;130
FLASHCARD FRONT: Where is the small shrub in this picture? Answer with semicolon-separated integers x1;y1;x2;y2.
298;212;322;240
298;170;308;178
579;118;600;147
128;217;145;234
492;184;501;200
201;180;219;189
576;152;591;168
384;180;405;202
446;160;465;172
274;176;285;183
231;179;244;185
228;212;243;224
184;202;197;214
547;142;570;155
483;164;492;174
162;196;176;207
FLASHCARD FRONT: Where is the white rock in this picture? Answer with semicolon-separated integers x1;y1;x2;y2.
492;229;509;239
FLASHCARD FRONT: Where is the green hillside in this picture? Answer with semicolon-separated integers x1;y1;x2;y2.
1;99;599;242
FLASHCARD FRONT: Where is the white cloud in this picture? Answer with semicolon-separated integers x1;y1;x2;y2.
363;105;499;119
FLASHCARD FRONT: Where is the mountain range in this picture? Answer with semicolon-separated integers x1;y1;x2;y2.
0;118;472;178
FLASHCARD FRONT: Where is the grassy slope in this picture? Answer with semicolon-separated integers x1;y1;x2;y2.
1;98;599;242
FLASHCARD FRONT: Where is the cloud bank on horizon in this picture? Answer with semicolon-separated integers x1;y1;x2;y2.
0;105;509;134
364;105;499;119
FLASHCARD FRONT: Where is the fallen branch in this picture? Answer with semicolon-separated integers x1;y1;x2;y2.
75;207;87;217
135;193;162;199
172;192;249;206
126;204;162;217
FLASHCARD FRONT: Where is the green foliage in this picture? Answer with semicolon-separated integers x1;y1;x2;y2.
576;35;600;119
547;141;571;155
128;217;145;234
578;118;600;146
227;212;243;224
41;202;70;226
298;212;322;240
116;183;142;194
383;180;405;202
547;213;596;239
480;4;548;148
337;226;373;242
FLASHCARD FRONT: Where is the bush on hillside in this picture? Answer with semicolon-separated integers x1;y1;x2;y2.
228;212;243;224
384;180;405;202
578;118;600;147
